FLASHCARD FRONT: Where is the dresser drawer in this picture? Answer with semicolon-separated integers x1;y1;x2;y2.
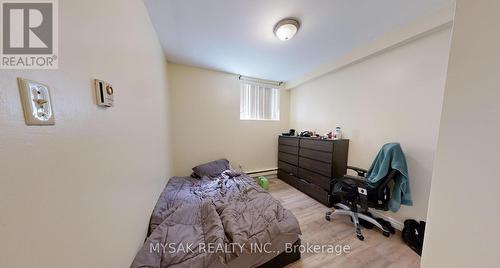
278;170;331;206
298;168;332;191
278;169;300;186
278;144;299;155
279;136;299;147
278;161;298;176
300;139;334;152
299;148;332;163
299;157;332;177
278;152;298;166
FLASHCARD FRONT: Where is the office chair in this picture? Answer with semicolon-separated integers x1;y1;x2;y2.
325;160;398;241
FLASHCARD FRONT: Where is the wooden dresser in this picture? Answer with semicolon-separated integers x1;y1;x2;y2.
277;136;349;207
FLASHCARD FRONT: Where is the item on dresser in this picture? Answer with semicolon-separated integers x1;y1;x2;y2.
282;129;296;136
299;131;313;137
277;135;349;206
333;127;342;140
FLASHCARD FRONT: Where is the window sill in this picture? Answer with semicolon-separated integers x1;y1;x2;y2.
240;118;280;121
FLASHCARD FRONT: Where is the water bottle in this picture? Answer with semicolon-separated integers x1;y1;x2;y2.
333;127;342;140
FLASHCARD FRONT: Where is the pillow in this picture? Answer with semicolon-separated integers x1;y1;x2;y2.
192;159;231;178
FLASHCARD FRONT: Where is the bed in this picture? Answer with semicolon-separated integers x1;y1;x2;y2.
131;162;302;268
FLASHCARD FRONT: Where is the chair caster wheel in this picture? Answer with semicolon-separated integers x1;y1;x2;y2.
357;234;364;241
325;215;331;221
383;231;390;237
326;211;332;216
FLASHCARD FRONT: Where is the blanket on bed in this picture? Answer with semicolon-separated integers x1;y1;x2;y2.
131;171;301;268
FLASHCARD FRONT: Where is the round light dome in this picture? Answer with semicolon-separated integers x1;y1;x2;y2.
274;18;300;41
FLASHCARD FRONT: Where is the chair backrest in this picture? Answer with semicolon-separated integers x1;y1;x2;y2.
368;169;398;210
373;169;397;189
364;143;407;209
366;143;406;180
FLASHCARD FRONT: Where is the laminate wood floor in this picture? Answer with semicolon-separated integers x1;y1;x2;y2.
267;177;420;268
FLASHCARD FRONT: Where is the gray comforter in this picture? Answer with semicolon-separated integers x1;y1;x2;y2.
131;171;301;268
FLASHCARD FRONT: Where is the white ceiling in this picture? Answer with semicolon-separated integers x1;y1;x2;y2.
144;0;453;82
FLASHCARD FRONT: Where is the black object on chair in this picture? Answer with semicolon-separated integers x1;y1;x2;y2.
325;165;398;241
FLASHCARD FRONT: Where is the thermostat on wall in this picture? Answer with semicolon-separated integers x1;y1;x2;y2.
94;79;114;107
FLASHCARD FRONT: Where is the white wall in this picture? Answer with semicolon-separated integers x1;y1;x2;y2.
168;63;290;175
0;1;172;267
289;27;452;222
422;1;500;267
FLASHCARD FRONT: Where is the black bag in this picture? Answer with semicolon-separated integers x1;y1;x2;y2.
402;219;426;256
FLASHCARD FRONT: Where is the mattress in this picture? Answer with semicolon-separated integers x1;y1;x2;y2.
131;172;302;268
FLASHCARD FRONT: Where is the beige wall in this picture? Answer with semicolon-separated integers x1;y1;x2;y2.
0;0;172;267
168;64;290;175
289;27;452;223
422;1;500;267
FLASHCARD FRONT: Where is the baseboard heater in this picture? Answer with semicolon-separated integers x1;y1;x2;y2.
246;168;278;175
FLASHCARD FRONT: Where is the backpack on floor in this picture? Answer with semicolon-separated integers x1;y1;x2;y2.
402;219;426;256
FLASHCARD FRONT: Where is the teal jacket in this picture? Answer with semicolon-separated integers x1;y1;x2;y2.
366;143;413;212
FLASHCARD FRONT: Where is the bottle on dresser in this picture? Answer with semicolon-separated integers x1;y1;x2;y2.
333;127;342;140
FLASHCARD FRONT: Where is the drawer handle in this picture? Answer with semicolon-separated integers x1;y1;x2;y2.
299;178;310;185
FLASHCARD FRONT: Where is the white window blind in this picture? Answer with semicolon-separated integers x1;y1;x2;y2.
240;82;280;120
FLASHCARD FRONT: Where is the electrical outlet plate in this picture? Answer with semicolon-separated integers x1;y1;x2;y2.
17;78;55;125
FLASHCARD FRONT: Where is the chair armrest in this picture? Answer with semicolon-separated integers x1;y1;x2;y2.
347;166;368;177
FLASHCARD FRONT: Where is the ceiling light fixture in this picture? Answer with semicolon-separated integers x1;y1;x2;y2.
274;18;300;41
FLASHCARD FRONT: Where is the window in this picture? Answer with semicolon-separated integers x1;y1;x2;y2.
240;82;280;120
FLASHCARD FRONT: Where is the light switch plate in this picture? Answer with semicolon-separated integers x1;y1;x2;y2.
17;78;55;125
